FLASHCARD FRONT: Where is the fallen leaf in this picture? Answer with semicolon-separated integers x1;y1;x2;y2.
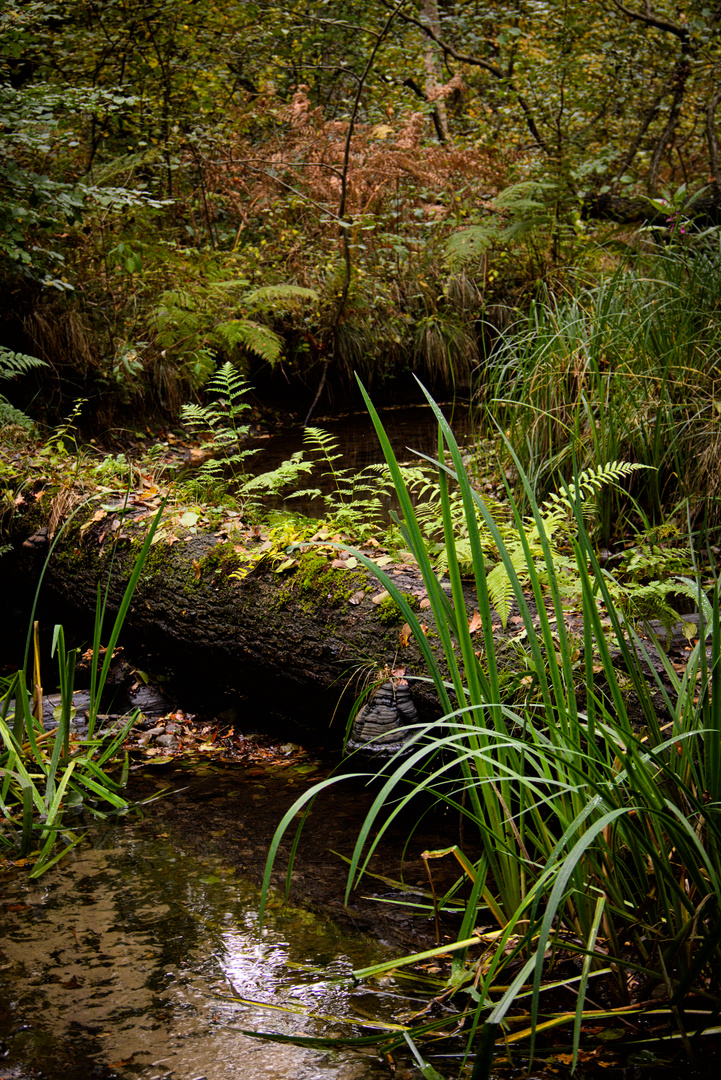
179;511;199;528
331;558;346;569
349;590;366;605
420;596;431;609
375;555;393;567
399;622;411;647
468;610;483;634
372;590;390;604
192;558;202;581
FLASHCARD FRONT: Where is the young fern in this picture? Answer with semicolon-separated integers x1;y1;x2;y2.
180;362;259;498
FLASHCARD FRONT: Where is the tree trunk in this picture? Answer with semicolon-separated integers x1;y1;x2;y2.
421;0;450;143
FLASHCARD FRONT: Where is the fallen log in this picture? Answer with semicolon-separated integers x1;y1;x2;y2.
9;495;473;739
5;491;697;745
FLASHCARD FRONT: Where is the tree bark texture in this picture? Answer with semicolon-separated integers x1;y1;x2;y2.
8;502;482;738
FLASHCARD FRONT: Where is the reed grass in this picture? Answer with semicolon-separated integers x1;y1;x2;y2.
485;245;721;544
0;497;166;876
261;379;721;1075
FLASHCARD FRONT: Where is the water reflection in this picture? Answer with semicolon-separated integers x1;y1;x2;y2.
0;831;397;1080
248;402;475;477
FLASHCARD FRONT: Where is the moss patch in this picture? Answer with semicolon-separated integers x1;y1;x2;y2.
375;591;420;625
291;551;366;612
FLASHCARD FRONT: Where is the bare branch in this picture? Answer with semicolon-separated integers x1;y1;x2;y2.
380;0;549;152
610;0;690;45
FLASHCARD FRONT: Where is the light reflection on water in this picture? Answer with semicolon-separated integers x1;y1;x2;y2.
0;830;399;1080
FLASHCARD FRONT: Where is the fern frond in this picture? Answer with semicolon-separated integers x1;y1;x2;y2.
180;402;217;429
486;546;533;630
207;360;250;404
444;224;498;271
542;461;650;518
212;320;283;365
245;284;319;308
0;397;36;429
0;348;47;381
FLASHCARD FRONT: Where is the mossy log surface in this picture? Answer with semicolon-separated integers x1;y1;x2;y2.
9;500;490;736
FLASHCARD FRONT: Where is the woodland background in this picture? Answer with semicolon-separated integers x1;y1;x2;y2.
3;0;720;427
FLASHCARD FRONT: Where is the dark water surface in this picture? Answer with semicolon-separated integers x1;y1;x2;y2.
0;825;402;1080
249;401;476;471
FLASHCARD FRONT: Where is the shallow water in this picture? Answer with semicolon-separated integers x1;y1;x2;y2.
248;401;476;474
0;827;404;1080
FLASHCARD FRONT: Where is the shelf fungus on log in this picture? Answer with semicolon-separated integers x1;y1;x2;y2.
347;677;419;753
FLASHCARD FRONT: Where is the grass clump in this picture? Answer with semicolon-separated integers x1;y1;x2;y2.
0;499;165;877
259;381;721;1076
484;244;721;546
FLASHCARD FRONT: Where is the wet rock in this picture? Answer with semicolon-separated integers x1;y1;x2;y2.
155;732;179;749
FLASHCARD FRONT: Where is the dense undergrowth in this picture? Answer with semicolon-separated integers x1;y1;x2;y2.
2;6;721;1074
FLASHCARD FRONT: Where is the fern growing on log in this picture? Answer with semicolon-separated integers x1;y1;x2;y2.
180;362;258;496
414;459;651;629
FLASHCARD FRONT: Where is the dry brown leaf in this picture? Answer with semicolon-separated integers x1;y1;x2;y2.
468;610;483;634
399;623;411;647
420;596;431;609
372;590;390;604
192;558;202;582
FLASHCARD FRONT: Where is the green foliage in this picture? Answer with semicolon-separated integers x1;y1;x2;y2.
0;346;47;428
0;497;165;876
261;385;721;1074
179;361;257;496
0;347;47;380
445;181;562;271
153;280;292;386
298;426;397;540
483;246;721;545
179;362;317;511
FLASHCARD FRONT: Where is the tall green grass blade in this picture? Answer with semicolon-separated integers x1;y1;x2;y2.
28;830;86;879
88;497;167;736
259;774;366;928
572;894;606;1070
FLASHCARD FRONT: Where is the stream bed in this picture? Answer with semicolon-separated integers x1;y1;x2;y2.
0;805;411;1080
0;751;460;1080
